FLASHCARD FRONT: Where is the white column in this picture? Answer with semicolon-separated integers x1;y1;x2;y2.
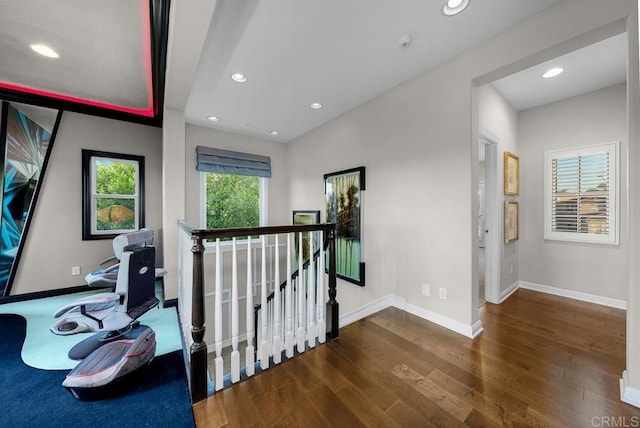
285;233;294;357
214;239;224;391
317;231;326;344
296;232;306;353
273;235;282;363
245;237;255;377
161;108;185;300
307;232;317;348
230;238;240;383
260;235;270;369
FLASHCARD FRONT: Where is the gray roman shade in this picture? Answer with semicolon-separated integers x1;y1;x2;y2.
196;146;271;178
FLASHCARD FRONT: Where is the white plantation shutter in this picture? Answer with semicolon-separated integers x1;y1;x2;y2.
544;142;619;244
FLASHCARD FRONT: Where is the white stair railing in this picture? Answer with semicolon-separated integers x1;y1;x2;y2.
177;221;338;403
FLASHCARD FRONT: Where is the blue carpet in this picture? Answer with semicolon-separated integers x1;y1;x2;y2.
0;288;182;370
0;314;195;428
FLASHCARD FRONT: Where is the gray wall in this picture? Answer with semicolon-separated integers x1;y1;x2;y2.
518;83;628;300
184;124;290;345
478;84;520;294
12;112;163;295
286;0;635;327
184;124;289;226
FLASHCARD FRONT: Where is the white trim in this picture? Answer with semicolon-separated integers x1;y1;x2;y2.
479;129;501;305
500;281;520;303
405;303;483;338
339;295;405;328
339;294;482;339
620;371;640;408
199;172;268;229
543;141;620;245
519;281;626;310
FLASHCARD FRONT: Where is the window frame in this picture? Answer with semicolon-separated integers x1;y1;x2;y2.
199;171;268;246
82;149;145;240
543;141;619;245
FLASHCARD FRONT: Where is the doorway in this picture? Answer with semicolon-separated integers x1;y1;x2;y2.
479;130;500;304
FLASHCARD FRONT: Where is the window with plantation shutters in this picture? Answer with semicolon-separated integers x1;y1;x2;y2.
544;142;619;245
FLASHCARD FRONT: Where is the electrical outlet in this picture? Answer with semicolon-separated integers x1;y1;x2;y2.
510;264;513;275
71;266;81;276
422;283;431;297
439;287;447;300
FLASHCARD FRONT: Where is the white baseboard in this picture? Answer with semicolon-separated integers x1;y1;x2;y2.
500;281;520;303
519;281;627;310
620;371;640;408
339;294;405;328
405;303;483;338
339;294;481;339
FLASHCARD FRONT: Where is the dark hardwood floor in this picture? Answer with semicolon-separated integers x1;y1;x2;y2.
193;289;640;427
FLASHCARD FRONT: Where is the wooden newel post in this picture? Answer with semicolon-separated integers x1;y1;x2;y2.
190;234;208;403
326;225;339;339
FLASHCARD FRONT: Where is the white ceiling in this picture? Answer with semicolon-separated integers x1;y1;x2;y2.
0;0;152;115
186;0;562;143
492;32;627;112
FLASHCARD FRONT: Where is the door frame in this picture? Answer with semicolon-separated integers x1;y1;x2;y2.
480;128;500;304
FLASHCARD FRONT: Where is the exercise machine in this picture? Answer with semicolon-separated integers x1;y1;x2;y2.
51;229;160;400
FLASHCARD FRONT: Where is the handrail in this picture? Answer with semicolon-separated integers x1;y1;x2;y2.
188;223;334;240
255;246;323;312
178;220;338;403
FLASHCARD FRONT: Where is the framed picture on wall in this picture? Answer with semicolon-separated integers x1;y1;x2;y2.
82;150;145;240
324;166;366;286
504;151;519;196
504;201;519;244
293;210;320;263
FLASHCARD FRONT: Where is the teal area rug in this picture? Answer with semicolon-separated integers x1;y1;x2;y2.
0;289;182;370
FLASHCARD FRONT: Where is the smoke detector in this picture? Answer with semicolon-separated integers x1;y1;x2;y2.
398;34;412;49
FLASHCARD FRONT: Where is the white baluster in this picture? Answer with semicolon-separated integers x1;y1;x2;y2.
260;235;270;369
296;232;306;353
307;231;317;348
285;233;294;358
245;236;255;377
317;231;326;343
273;235;282;363
230;238;240;383
214;238;224;391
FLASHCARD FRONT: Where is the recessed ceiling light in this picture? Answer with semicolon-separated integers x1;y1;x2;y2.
542;67;564;78
206;116;219;122
442;0;469;16
230;73;247;83
310;102;323;109
28;43;59;58
269;131;279;136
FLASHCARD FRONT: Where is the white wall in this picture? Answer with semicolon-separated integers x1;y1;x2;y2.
518;83;628;300
12;112;162;295
478;84;519;294
184;124;290;346
184;124;289;226
287;0;636;329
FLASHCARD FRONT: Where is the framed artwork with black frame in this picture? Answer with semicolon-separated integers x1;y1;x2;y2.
324;166;365;286
293;210;321;264
82;149;145;240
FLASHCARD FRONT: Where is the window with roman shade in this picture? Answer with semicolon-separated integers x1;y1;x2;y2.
544;142;619;245
196;145;271;178
196;146;269;232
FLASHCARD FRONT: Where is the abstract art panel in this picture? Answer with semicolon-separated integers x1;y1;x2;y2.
0;102;61;295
